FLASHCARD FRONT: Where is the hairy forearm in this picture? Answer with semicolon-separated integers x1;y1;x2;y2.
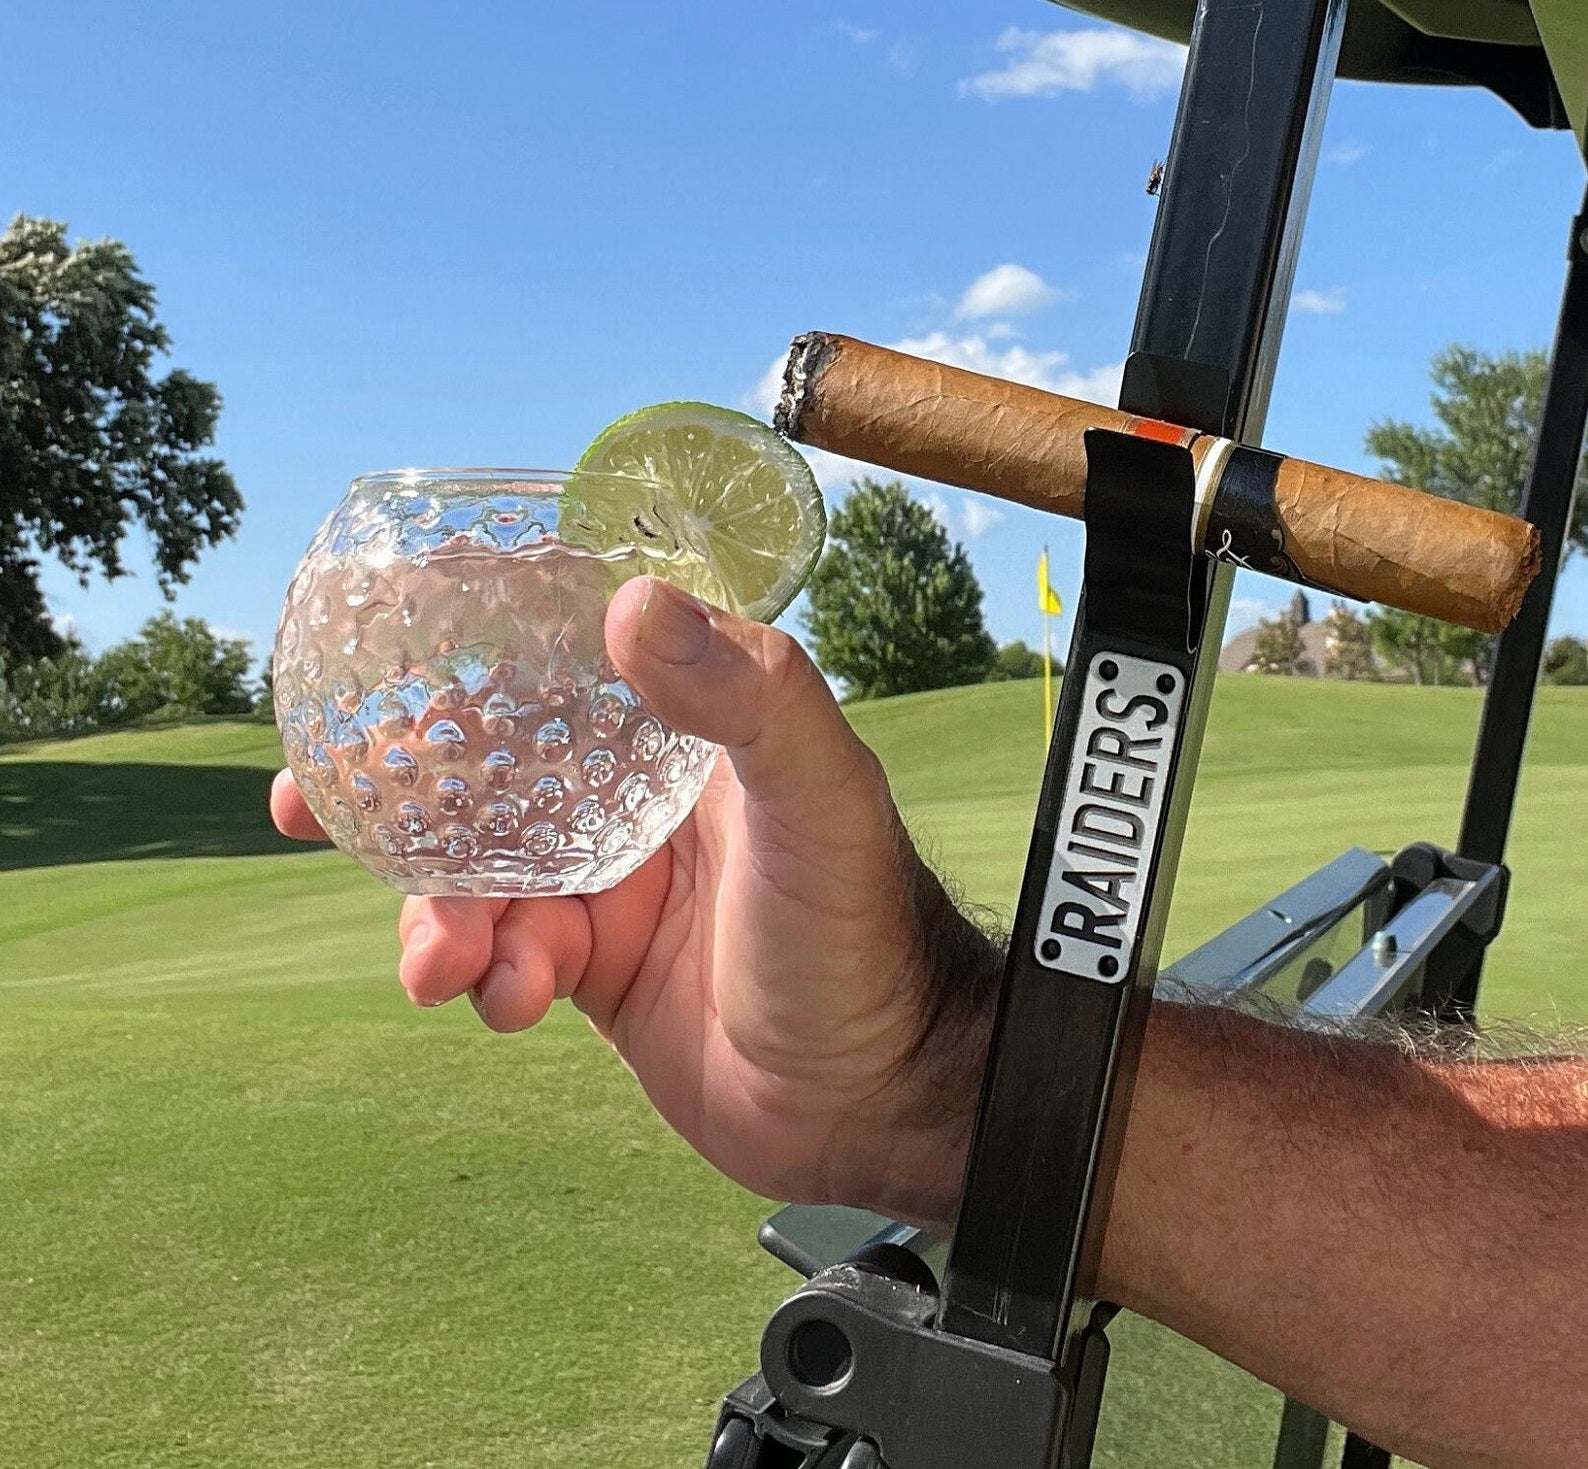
1098;1002;1588;1468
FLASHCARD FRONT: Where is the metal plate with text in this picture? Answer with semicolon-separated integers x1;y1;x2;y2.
1033;651;1185;982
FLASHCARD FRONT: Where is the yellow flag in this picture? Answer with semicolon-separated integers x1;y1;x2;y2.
1038;548;1063;616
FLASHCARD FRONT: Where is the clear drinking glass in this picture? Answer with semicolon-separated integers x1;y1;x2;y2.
272;469;719;896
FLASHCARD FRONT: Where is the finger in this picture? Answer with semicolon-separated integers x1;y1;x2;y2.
575;845;673;1038
604;576;914;1049
604;576;880;810
468;896;593;1034
270;769;328;841
398;895;509;1007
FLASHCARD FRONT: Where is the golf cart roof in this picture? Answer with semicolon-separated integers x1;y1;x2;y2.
1055;0;1587;149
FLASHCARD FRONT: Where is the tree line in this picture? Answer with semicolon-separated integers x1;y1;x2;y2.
0;614;261;743
4;213;1587;737
1246;599;1588;686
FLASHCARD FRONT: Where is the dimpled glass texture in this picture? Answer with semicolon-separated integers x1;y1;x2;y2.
273;469;719;896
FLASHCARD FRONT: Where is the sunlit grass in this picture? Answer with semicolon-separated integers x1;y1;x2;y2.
1;679;1582;1465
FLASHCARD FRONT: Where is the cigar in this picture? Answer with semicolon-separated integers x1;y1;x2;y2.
776;332;1540;634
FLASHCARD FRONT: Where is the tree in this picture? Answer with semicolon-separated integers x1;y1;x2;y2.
0;215;241;664
803;479;997;700
987;640;1060;682
1248;615;1313;675
0;640;121;742
1436;623;1497;688
1363;607;1494;687
1365;343;1588;561
1322;601;1375;681
1543;635;1588;686
95;613;255;721
1367;607;1446;685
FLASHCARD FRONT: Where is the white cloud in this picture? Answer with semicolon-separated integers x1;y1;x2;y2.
1056;359;1127;406
748;355;786;421
917;487;951;526
955;263;1062;320
804;447;878;493
1323;140;1370;166
890;329;1124;403
961;26;1185;104
836;22;877;44
1227;597;1281;634
913;491;1005;541
885;41;914;73
961;497;1006;539
913;489;1003;542
1291;286;1347;316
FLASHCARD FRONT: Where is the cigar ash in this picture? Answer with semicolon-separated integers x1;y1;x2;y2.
775;331;839;440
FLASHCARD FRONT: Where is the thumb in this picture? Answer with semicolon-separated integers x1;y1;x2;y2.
604;575;878;805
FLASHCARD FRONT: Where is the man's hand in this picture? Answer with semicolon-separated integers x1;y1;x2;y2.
270;575;999;1226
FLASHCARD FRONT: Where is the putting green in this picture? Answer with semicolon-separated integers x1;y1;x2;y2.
1;679;1582;1466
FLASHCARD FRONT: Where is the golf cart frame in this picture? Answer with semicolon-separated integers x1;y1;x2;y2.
705;2;1588;1465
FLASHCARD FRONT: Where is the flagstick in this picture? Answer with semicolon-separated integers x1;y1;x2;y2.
1042;613;1053;741
1041;548;1054;743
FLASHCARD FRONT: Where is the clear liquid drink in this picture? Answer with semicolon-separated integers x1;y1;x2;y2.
273;471;718;896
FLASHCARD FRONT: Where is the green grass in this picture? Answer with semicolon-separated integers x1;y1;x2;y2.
1;678;1584;1466
848;677;1588;1025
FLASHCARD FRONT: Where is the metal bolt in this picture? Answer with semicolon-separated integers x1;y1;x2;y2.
1371;930;1397;965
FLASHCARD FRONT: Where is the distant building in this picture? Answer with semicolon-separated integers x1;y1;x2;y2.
1219;590;1338;676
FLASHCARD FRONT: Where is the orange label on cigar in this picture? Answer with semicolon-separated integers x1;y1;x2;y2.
1123;416;1198;447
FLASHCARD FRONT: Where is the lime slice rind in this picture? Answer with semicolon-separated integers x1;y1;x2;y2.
567;402;826;622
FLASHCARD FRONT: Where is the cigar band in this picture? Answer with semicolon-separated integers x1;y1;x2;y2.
1123;415;1198;448
1192;435;1235;555
1206;443;1305;582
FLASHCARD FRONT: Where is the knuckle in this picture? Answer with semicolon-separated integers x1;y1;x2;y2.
758;627;818;710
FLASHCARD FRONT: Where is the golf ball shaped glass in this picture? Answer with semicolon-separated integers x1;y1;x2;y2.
272;470;718;896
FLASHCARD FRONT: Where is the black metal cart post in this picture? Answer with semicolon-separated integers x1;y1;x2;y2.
937;0;1347;1387
1446;189;1588;1004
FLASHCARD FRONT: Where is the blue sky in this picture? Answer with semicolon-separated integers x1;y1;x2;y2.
6;0;1586;667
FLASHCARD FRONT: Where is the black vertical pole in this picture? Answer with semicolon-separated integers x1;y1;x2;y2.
937;0;1347;1427
1340;1431;1390;1469
1273;1398;1332;1469
1441;193;1588;1018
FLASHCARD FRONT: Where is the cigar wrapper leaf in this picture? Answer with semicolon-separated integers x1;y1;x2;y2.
776;332;1540;635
